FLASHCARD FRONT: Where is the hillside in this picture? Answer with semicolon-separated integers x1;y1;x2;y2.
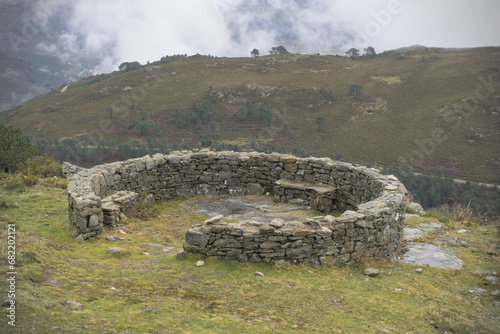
1;47;499;183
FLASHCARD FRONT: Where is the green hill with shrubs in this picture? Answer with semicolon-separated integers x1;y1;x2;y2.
1;47;499;185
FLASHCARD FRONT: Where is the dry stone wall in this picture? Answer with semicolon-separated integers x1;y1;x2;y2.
65;151;407;264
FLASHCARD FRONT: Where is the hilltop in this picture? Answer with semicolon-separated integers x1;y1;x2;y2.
1;47;499;183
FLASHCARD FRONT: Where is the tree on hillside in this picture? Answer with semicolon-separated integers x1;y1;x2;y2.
346;48;360;60
251;48;260;57
269;46;290;55
281;123;289;133
106;105;115;119
134;111;152;136
258;104;273;127
134;121;151;136
119;61;141;72
209;121;219;139
348;84;364;101
0;125;37;174
364;46;377;58
315;116;326;133
137;110;151;122
237;106;248;121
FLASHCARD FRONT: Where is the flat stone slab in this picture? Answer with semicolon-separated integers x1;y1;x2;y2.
417;222;445;233
275;179;335;194
188;195;316;223
400;242;464;269
403;227;426;241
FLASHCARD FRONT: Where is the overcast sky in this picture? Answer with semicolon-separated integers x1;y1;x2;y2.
24;0;500;72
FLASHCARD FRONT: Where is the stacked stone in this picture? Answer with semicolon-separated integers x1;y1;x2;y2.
66;150;407;261
184;173;406;265
67;168;107;239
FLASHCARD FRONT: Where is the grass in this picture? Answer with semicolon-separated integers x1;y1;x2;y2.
0;182;499;333
1;47;499;183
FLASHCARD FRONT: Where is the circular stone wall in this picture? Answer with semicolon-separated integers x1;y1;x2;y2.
65;150;408;265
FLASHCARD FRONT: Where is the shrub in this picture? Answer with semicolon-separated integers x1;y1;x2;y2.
21;154;63;178
0;175;27;193
0;125;37;173
40;177;69;189
123;193;159;220
436;202;489;225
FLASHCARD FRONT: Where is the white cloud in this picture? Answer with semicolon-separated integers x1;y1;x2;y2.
22;0;500;72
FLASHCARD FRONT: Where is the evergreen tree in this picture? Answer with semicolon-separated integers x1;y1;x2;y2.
348;84;364;101
0;126;37;173
315;116;326;133
346;48;360;60
364;46;377;58
208;121;219;139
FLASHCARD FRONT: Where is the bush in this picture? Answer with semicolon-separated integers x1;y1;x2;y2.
123;193;159;220
435;202;489;225
21;154;63;178
40;177;69;189
0;174;27;193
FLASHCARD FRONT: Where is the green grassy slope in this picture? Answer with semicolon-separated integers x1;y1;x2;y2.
0;183;499;333
1;47;499;182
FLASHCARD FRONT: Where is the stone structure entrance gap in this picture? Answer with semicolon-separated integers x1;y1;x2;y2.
65;151;407;265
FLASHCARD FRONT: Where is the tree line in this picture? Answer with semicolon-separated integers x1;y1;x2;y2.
385;168;500;221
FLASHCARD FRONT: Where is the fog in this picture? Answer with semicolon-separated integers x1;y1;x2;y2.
11;0;500;72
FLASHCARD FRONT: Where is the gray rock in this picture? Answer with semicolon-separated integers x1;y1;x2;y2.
107;247;126;255
435;235;460;246
407;202;426;215
456;229;471;234
106;236;118;242
274;259;292;265
228;186;245;196
285;245;312;259
491;290;500;296
145;243;176;254
417;222;445;233
484;275;499;284
469;287;487;294
364;268;382;277
269;218;285;228
403;228;426;241
185;230;210;247
88;215;99;228
71;229;80;238
474;269;498;276
246;183;265;195
400;242;464;270
205;215;224;224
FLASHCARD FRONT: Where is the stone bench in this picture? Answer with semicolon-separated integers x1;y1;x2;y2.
273;179;336;212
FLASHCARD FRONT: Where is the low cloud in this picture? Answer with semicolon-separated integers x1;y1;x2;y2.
16;0;500;73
